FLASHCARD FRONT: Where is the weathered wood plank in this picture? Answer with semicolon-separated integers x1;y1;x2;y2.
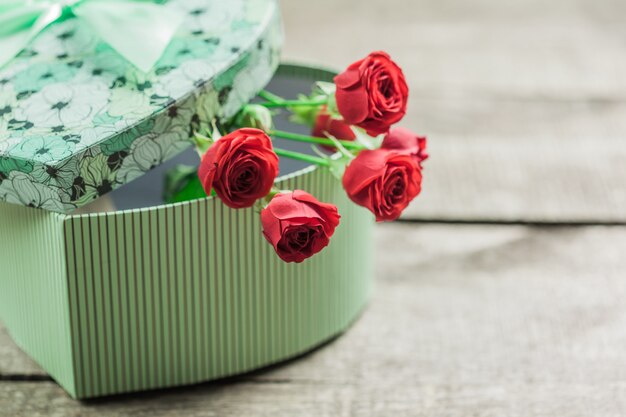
3;378;623;417
3;224;626;415
279;0;626;100
278;0;626;222
403;123;626;222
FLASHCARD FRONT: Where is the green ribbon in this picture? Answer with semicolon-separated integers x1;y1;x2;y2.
0;0;185;72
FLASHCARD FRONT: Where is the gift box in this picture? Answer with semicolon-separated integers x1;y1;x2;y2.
0;0;374;399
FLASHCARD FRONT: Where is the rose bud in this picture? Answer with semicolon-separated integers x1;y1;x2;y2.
381;127;428;168
234;104;273;132
342;149;422;222
261;190;341;263
334;51;408;136
312;106;356;152
198;128;279;209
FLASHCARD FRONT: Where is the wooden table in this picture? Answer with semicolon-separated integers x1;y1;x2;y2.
3;0;626;415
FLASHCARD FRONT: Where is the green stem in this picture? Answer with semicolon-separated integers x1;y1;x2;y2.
259;99;327;108
258;90;285;104
274;148;330;166
270;129;365;150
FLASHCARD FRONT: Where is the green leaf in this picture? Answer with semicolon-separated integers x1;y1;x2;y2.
327;154;351;180
315;81;336;96
309;146;351;181
171;176;210;203
351;126;383;150
191;132;213;155
163;164;210;204
326;135;355;159
325;93;340;118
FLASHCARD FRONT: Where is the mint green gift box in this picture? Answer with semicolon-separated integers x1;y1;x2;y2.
0;0;374;399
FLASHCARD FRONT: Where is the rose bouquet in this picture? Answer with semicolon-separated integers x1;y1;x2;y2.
166;51;428;263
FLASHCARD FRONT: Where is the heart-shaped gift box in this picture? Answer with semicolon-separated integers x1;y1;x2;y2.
0;0;374;399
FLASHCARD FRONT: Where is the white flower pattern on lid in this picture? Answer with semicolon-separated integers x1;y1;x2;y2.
15;82;110;129
0;0;283;212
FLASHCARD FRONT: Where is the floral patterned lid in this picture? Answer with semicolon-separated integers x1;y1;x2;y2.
0;0;282;213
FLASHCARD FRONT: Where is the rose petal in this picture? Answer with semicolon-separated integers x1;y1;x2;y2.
342;149;394;194
335;86;370;125
334;67;361;88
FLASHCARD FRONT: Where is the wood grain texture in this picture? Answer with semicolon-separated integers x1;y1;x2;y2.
3;223;626;416
280;0;626;100
278;0;626;221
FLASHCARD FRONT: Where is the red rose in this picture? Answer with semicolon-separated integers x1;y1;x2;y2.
312;106;356;152
198;128;279;209
261;190;340;263
334;51;408;136
381;127;428;168
342;149;421;222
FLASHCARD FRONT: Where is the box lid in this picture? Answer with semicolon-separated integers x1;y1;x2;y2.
0;0;282;213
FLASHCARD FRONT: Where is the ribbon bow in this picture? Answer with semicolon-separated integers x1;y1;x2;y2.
0;0;185;72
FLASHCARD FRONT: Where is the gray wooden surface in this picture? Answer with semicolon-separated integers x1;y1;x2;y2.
4;224;626;416
280;0;626;222
3;0;626;415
